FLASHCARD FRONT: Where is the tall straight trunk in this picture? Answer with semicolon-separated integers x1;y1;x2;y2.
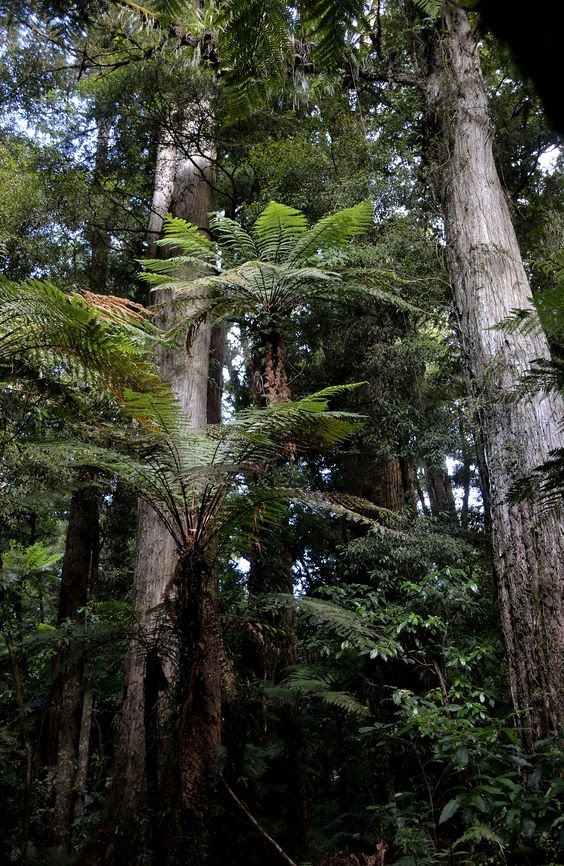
457;406;473;530
46;479;99;851
207;323;226;425
147;126;176;259
418;4;564;741
424;462;456;517
340;451;408;512
46;106;111;855
88;108;112;293
102;137;217;861
172;551;222;860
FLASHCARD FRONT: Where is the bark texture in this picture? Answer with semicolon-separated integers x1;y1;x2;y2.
251;328;292;406
419;4;564;740
341;452;409;512
104;138;218;859
147;126;177;259
425;462;456;517
46;480;99;851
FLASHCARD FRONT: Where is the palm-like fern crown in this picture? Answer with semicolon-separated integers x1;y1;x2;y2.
139;199;427;335
50;383;372;553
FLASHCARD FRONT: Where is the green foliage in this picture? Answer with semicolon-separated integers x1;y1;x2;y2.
1;3;562;865
0;277;161;396
299;0;364;68
217;0;293;117
410;0;443;20
140;202;421;356
264;664;369;718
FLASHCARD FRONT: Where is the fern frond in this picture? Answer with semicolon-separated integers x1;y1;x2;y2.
452;824;506;851
494;306;542;338
217;0;292;120
140;214;215;276
289;200;373;265
265;666;369;717
321;690;369;717
253;201;309;263
0;277;161;398
411;0;444;19
210;213;258;260
273;594;376;641
299;0;364;68
508;447;564;514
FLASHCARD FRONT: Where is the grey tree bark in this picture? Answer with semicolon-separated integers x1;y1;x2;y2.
102;135;218;860
418;3;564;741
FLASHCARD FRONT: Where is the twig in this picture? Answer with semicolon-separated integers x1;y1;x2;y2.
221;775;298;866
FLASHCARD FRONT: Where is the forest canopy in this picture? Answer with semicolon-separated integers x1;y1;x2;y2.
0;2;563;866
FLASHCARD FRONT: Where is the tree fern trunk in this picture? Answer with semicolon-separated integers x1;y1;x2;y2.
419;3;564;741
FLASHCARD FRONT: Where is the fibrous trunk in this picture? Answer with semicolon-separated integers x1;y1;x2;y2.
419;3;564;740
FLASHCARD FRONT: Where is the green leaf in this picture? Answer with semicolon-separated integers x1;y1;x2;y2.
439;797;460;824
455;745;469;767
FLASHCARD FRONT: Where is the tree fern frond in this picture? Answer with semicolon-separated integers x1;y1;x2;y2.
253;201;308;263
321;690;369;717
0;277;161;397
142;214;215;272
494;306;542;338
264;665;369;717
289;200;373;265
299;0;364;69
122;387;182;434
217;0;292;120
140;255;216;278
210;213;258;260
514;359;564;398
411;0;444;19
273;594;376;641
508;447;564;514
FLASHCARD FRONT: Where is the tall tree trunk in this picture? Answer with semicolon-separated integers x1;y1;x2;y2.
172;550;222;861
207;323;226;425
46;105;111;855
147;126;177;259
46;478;99;851
88;108;112;293
339;451;409;512
457;405;473;530
424;461;456;517
418;3;564;741
102;136;217;861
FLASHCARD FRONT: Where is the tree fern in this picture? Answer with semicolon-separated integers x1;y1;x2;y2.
288;200;373;265
252;201;309;263
299;0;364;69
264;664;369;718
137;202;427;358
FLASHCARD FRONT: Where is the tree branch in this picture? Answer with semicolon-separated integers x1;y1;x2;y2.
221;775;298;866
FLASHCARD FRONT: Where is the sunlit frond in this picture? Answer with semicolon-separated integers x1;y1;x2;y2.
288;200;374;264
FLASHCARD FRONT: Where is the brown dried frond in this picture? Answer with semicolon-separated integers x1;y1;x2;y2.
77;290;156;323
